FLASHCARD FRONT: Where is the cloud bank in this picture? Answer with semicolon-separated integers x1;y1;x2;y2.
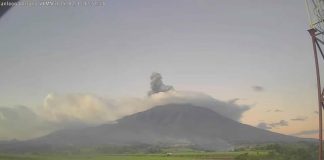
0;73;251;140
0;91;250;140
39;90;250;124
266;109;283;113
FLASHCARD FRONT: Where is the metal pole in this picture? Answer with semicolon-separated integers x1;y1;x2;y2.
309;28;323;160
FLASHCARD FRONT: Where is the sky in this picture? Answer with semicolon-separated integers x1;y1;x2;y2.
0;0;322;140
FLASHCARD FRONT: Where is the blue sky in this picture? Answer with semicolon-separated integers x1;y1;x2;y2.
0;0;321;138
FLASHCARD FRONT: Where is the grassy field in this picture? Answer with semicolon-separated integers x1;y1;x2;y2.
0;142;317;160
0;152;260;160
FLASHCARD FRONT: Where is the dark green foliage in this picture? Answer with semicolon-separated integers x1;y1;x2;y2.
235;153;249;160
235;142;318;160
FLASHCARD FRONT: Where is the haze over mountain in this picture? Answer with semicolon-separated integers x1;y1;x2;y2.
0;103;302;152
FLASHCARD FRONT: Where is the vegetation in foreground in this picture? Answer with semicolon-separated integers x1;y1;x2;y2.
0;142;318;160
234;142;317;160
0;152;240;160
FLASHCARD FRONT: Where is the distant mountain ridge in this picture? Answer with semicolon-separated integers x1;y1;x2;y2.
0;104;305;152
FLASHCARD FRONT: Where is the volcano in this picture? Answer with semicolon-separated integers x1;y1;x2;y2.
0;104;302;152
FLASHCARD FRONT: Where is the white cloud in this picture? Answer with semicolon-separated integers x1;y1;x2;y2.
38;93;116;124
0;90;251;140
38;91;250;124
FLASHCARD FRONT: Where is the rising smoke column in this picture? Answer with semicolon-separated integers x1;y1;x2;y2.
148;72;174;96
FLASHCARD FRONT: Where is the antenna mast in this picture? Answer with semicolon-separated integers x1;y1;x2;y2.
306;0;324;159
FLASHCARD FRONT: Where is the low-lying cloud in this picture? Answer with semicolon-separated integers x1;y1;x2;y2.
0;91;251;140
270;120;288;127
39;90;250;124
0;73;251;140
291;129;320;136
256;122;272;130
256;120;288;130
291;116;308;121
39;93;117;124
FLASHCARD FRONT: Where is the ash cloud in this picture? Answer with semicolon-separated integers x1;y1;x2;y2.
148;72;174;96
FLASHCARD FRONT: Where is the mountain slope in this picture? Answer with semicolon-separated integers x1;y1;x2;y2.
0;104;302;151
